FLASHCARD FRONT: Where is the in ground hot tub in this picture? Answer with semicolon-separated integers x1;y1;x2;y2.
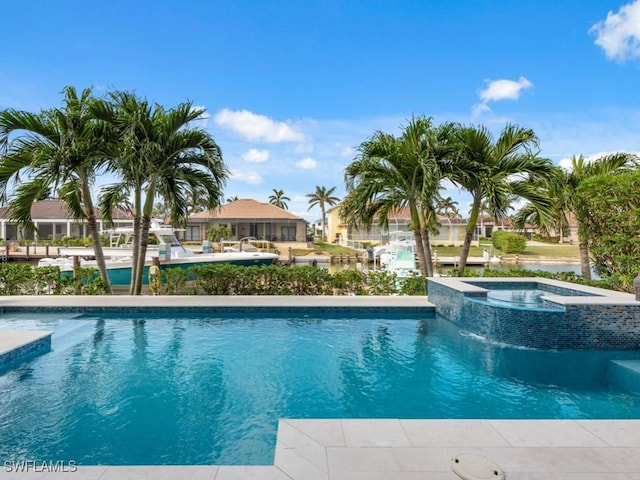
427;277;640;350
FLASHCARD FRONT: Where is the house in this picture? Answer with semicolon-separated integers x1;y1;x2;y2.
474;216;539;241
186;198;308;242
326;204;470;247
0;199;133;241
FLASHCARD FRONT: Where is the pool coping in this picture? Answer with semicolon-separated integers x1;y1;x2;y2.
429;276;638;305
0;294;433;310
1;294;639;478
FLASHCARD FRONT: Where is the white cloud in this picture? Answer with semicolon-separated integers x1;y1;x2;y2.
230;169;263;184
473;77;533;116
480;77;533;102
471;102;492;117
294;143;314;154
190;105;210;128
296;157;317;169
340;145;355;157
590;0;640;62
242;148;270;163
214;108;305;143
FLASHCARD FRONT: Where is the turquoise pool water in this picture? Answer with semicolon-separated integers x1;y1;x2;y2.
486;288;548;307
1;310;640;465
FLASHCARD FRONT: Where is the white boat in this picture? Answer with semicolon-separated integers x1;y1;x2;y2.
40;221;279;286
373;231;421;278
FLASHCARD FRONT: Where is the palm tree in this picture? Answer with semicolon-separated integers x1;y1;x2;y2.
226;195;239;203
435;195;460;218
0;86;114;293
94;91;228;294
513;168;571;242
342;117;455;276
452;123;555;275
268;189;291;209
569;154;638;279
306;185;340;242
515;154;636;279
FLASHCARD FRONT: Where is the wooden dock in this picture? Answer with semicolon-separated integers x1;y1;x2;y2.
1;245;63;262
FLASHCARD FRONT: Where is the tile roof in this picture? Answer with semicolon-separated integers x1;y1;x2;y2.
0;199;133;220
190;198;306;221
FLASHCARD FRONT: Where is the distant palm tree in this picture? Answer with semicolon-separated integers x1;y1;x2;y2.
513;168;571;242
268;189;291;210
306;185;340;242
0;86;114;293
226;195;239;203
435;195;460;218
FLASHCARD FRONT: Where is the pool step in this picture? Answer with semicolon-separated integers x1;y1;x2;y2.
0;331;53;373
609;360;640;394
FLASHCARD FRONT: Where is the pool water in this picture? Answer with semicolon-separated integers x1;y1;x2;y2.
486;288;551;307
1;311;640;465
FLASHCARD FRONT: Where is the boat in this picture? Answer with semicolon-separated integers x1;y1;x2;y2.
39;221;279;286
372;231;421;278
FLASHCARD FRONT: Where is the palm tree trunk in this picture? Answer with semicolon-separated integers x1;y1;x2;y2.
458;197;481;275
420;229;434;277
579;240;592;280
129;188;143;295
417;208;433;276
80;181;113;294
134;214;152;295
87;215;113;295
577;220;592;280
320;204;326;242
129;216;140;295
133;189;156;295
412;229;428;275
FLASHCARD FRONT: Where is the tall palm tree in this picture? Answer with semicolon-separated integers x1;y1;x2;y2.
568;154;638;279
560;154;634;279
342;117;455;276
452;123;555;275
306;185;340;242
268;189;290;209
0;86;114;293
515;154;636;279
94;91;228;294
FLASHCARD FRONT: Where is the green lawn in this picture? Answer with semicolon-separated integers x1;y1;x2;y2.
521;244;580;257
291;242;360;256
291;241;580;260
432;243;579;259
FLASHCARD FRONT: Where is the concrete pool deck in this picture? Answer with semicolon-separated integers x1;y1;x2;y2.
1;294;640;479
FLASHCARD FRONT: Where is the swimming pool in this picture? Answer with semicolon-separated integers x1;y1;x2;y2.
1;309;640;465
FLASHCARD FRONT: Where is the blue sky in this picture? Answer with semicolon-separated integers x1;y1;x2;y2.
1;0;639;221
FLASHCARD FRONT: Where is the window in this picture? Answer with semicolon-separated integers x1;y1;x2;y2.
184;226;200;242
249;223;272;240
281;226;296;241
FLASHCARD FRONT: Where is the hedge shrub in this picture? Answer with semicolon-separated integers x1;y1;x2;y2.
492;231;527;253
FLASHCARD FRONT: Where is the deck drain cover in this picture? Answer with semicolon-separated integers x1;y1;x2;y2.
449;453;505;480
